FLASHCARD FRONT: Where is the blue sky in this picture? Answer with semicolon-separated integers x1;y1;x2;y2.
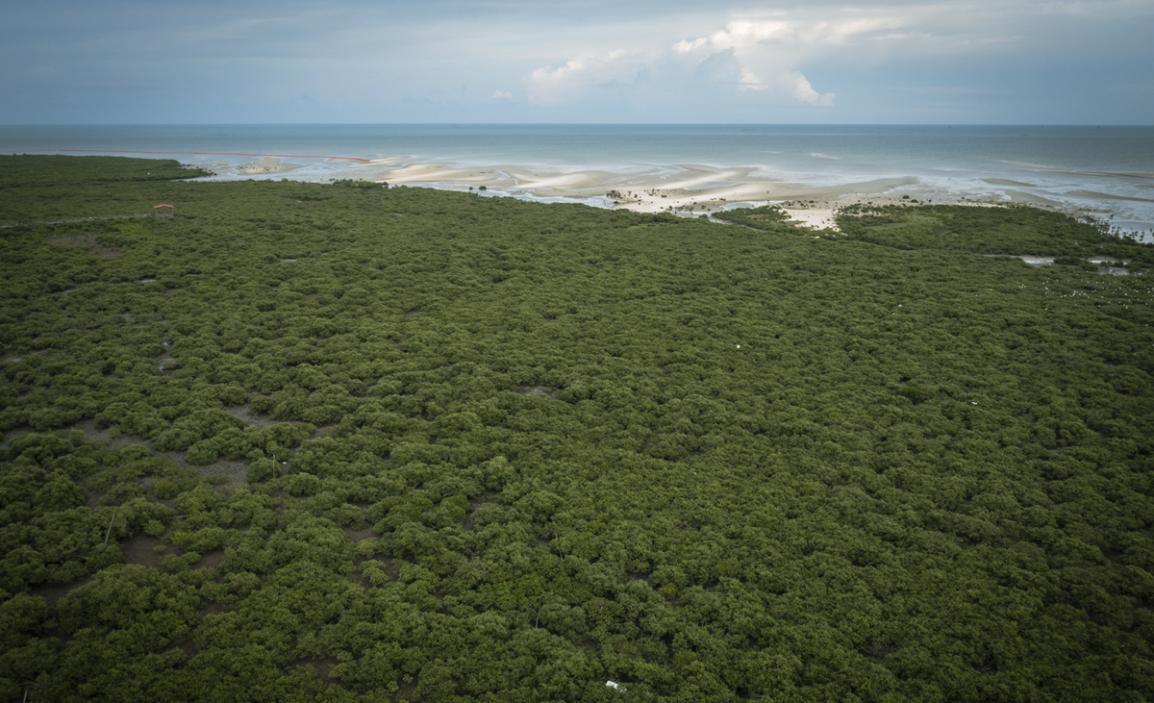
3;0;1152;124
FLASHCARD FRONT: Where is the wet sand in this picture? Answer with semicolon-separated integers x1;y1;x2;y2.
358;159;1070;232
78;145;1137;235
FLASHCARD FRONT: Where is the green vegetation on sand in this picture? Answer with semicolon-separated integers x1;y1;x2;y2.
2;156;1153;702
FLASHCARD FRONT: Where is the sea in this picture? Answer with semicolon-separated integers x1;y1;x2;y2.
2;124;1152;238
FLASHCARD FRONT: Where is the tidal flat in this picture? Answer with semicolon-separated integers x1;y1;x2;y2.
1;155;1153;701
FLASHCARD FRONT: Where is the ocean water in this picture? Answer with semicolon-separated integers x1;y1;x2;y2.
2;124;1152;237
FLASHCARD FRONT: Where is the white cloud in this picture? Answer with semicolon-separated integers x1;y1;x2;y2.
738;68;767;92
705;19;794;48
660;14;923;106
490;89;513;101
673;37;708;53
522;10;921;109
526;49;642;104
791;73;835;106
674;16;905;54
527;59;589;104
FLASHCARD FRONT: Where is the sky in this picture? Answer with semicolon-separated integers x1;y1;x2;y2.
2;0;1152;124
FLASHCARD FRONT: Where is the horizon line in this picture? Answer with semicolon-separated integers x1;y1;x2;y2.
2;121;1152;129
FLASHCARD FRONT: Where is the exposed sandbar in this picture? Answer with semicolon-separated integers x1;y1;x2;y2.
359;159;958;230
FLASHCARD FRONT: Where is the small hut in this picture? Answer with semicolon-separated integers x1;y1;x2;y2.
152;203;175;219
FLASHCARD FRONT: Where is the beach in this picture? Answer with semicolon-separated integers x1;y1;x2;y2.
62;151;1094;232
3;124;1152;238
355;159;1079;232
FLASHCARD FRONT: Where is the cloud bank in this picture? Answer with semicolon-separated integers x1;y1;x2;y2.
526;13;928;108
1;0;1151;123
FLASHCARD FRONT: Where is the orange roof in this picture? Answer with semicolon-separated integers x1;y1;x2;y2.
152;203;174;209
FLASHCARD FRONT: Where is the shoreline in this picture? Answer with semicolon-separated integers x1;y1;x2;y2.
18;147;1154;239
354;159;1142;236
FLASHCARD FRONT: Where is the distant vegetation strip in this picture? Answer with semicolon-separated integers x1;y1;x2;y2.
37;147;373;163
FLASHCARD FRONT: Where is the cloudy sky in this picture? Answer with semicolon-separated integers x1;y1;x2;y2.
3;0;1152;124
